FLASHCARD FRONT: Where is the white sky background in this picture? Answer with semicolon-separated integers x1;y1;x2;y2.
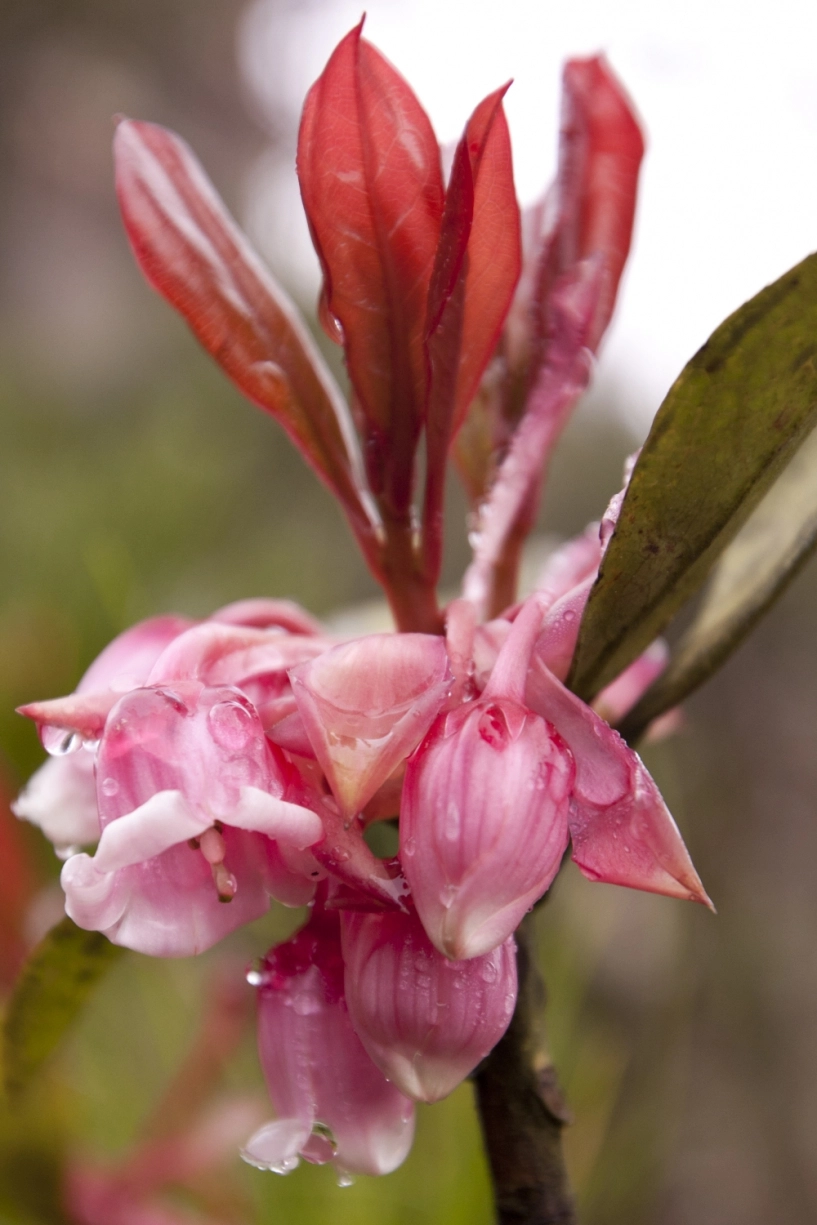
238;0;817;434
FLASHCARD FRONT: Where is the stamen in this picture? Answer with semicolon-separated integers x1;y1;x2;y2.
199;826;227;865
213;861;237;903
196;826;236;901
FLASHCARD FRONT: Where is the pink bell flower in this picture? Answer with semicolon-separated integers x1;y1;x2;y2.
61;682;323;956
402;600;575;959
243;904;415;1178
341;907;517;1102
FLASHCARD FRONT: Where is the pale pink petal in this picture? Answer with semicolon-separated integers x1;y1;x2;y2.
444;599;477;703
266;710;316;757
342;909;517;1102
63;825;273;956
12;752;99;849
91;790;206;873
534;525;602;610
98;685;284;828
471;619;511;691
211;598;324;636
18;692;119;744
228;786;322;849
252;908;415;1176
593;640;668;725
78;616;194;694
291;635;452;817
525;655;712;907
533;574;594;682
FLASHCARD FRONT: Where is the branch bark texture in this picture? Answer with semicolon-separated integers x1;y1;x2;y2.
474;914;576;1224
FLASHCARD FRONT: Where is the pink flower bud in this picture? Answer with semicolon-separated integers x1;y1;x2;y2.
244;906;414;1178
341;907;517;1102
401;696;573;959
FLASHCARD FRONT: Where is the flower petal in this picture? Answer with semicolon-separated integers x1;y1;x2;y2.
525;655;712;907
229;786;322;850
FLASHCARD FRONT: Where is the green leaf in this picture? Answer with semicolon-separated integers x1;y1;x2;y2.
568;251;817;700
617;423;817;743
3;918;124;1098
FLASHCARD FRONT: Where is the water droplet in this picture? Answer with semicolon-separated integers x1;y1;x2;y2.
335;849;351;863
101;777;119;798
274;1156;299;1174
403;836;416;858
43;727;80;757
336;1169;355;1188
444;801;461;841
208;699;255;751
155;688;188;714
440;883;457;909
318;289;345;344
563;609;577;623
481;960;499;984
246;968;265;987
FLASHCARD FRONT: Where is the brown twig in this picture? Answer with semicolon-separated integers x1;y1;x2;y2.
474;913;576;1225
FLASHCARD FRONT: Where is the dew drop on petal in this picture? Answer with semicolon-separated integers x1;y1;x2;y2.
336;1169;355;1188
208;699;255;751
440;883;457;910
403;836;416;858
101;777;119;798
43;728;81;757
265;1155;299;1175
481;959;499;984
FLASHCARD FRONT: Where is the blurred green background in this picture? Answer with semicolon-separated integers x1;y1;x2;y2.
2;2;817;1222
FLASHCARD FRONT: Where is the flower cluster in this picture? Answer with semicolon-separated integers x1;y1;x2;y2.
15;23;710;1181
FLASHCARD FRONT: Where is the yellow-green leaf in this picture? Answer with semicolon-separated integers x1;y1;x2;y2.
618;423;817;743
3;918;124;1098
568;252;817;700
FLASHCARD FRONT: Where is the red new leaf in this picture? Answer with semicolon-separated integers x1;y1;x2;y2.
114;119;377;546
422;87;521;582
541;55;644;352
297;22;444;510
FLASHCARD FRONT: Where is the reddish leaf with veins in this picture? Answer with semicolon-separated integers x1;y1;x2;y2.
297;21;444;511
422;86;521;581
114;119;377;548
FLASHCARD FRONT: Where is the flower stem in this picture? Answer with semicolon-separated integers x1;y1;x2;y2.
474;913;576;1224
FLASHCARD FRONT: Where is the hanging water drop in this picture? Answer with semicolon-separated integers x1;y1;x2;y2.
43;727;80;757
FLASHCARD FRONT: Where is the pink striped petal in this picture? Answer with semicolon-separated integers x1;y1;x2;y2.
525;655;712;907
